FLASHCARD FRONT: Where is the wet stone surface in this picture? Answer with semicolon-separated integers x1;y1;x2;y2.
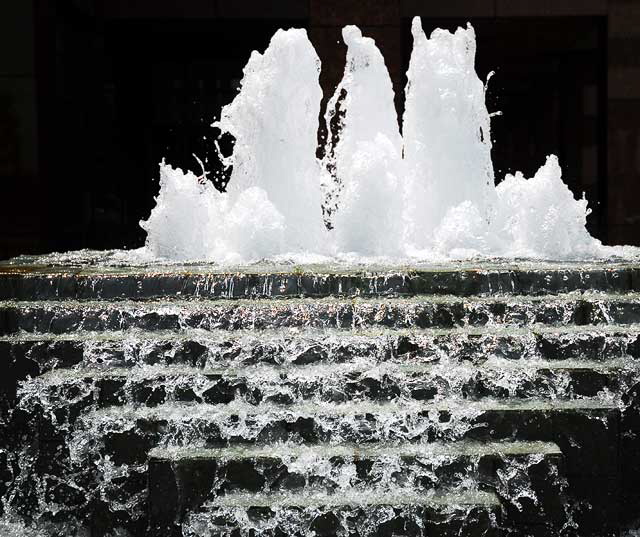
0;261;639;536
1;258;639;300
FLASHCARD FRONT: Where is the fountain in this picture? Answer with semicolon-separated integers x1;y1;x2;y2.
1;16;640;537
139;16;630;264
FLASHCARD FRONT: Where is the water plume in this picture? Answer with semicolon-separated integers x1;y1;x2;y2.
402;18;497;253
321;25;404;256
142;28;327;263
140;18;636;264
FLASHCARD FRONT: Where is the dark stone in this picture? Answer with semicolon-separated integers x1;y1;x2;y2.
225;460;265;492
292;344;328;365
396;335;420;356
411;386;438;400
309;511;341;537
103;430;155;465
566;476;620;537
3;262;639;537
173;340;208;366
147;459;180;536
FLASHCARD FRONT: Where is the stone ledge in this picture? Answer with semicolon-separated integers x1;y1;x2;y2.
1;263;639;299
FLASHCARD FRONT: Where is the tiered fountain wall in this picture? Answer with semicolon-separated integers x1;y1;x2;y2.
2;15;640;537
1;258;640;536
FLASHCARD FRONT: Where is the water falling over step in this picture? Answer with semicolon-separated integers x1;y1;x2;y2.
2;259;640;535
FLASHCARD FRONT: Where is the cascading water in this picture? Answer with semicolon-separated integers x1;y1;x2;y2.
139;16;637;263
4;15;640;537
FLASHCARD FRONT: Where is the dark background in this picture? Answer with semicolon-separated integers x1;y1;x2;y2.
1;0;639;260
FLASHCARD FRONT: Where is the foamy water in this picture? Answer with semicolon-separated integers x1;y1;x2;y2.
140;17;636;264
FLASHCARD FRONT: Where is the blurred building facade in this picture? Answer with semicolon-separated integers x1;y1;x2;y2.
0;0;639;259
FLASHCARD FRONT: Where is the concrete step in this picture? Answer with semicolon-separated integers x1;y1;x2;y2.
8;397;617;537
173;489;503;537
1;261;637;300
148;441;563;535
1;258;634;537
4;325;639;417
19;359;640;414
3;324;640;372
63;399;616;477
3;293;640;335
148;439;562;492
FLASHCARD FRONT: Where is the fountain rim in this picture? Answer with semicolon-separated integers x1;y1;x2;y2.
1;249;640;278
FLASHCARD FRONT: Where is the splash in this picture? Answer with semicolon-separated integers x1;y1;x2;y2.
142;28;327;263
140;18;634;264
433;155;603;259
320;26;404;256
403;18;496;253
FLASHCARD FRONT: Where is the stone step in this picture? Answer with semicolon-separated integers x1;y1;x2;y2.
63;399;616;479
9;398;617;537
2;259;634;537
3;324;640;373
2;293;640;335
20;359;640;413
148;441;564;535
148;440;562;492
4;325;639;414
1;261;637;300
174;489;502;537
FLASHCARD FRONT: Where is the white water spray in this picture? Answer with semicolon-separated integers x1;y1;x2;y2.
403;18;496;253
321;25;404;257
142;28;327;263
140;18;632;263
